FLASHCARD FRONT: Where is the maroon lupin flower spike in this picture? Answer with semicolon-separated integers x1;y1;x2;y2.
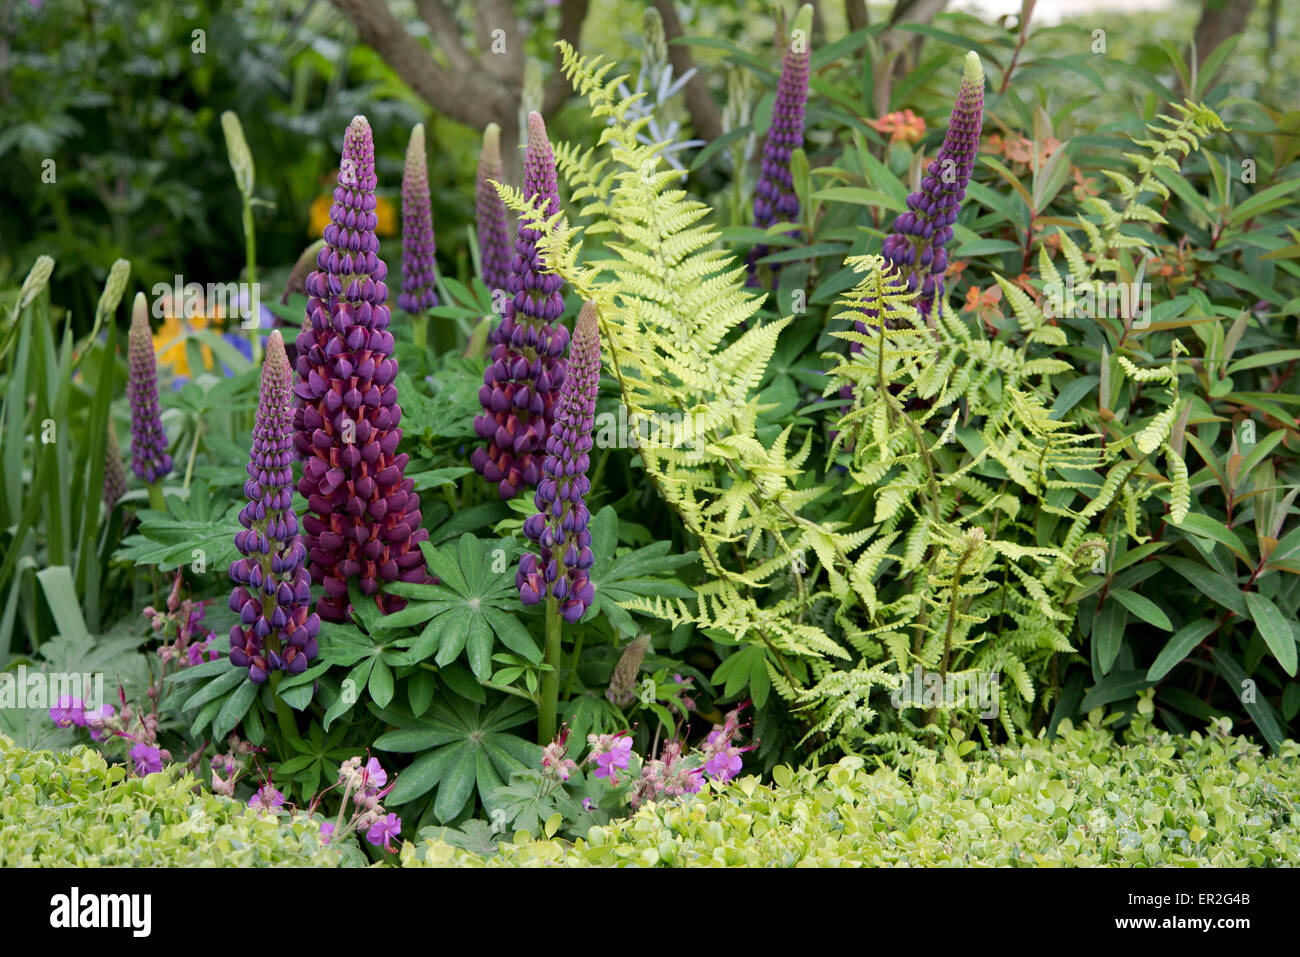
880;52;984;319
746;4;812;290
293;115;431;623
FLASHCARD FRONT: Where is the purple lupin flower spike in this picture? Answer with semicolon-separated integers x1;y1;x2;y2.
398;124;438;315
471;111;570;500
126;292;172;486
838;53;985;424
746;3;812;289
517;300;599;624
293;115;431;623
475;122;512;304
880;51;984;319
229;331;320;684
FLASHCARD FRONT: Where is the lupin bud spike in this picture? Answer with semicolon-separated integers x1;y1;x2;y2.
127;291;173;487
398;123;438;315
475;122;512;302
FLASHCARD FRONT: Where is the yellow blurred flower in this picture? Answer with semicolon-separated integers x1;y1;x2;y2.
309;194;331;238
375;195;396;236
309;172;396;237
152;291;224;378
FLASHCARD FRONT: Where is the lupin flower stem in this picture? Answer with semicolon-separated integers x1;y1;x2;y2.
539;596;563;745
126;292;172;509
222;111;261;369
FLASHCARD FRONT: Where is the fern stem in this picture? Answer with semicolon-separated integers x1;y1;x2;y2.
929;536;977;727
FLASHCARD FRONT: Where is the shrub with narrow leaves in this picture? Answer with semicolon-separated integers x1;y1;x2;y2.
229;331;319;682
398;123;438;315
293;115;429;622
126;292;172;485
517;301;598;623
471;111;570;500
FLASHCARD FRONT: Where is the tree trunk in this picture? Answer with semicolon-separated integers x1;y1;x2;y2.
1194;0;1256;69
651;0;723;143
330;0;591;187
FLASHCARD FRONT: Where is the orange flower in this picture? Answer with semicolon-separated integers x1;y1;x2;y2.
946;258;968;281
1037;136;1061;166
309;194;331;237
868;109;926;145
1071;166;1099;201
1011;272;1039;301
1003;136;1033;165
374;195;396;236
962;284;1004;328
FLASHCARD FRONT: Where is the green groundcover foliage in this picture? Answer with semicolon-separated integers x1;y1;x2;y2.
6;716;1296;867
403;717;1300;867
0;734;337;867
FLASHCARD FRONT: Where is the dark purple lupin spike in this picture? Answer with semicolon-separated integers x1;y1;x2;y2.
126;292;173;486
517;301;599;623
229;331;320;684
880;51;984;319
471;111;570;500
398;124;438;315
475;122;512;304
293;115;431;623
746;4;812;289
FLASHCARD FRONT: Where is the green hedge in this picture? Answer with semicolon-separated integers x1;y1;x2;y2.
402;719;1300;867
0;734;338;866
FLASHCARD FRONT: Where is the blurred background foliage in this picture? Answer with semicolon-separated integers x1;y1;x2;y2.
2;0;1295;327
